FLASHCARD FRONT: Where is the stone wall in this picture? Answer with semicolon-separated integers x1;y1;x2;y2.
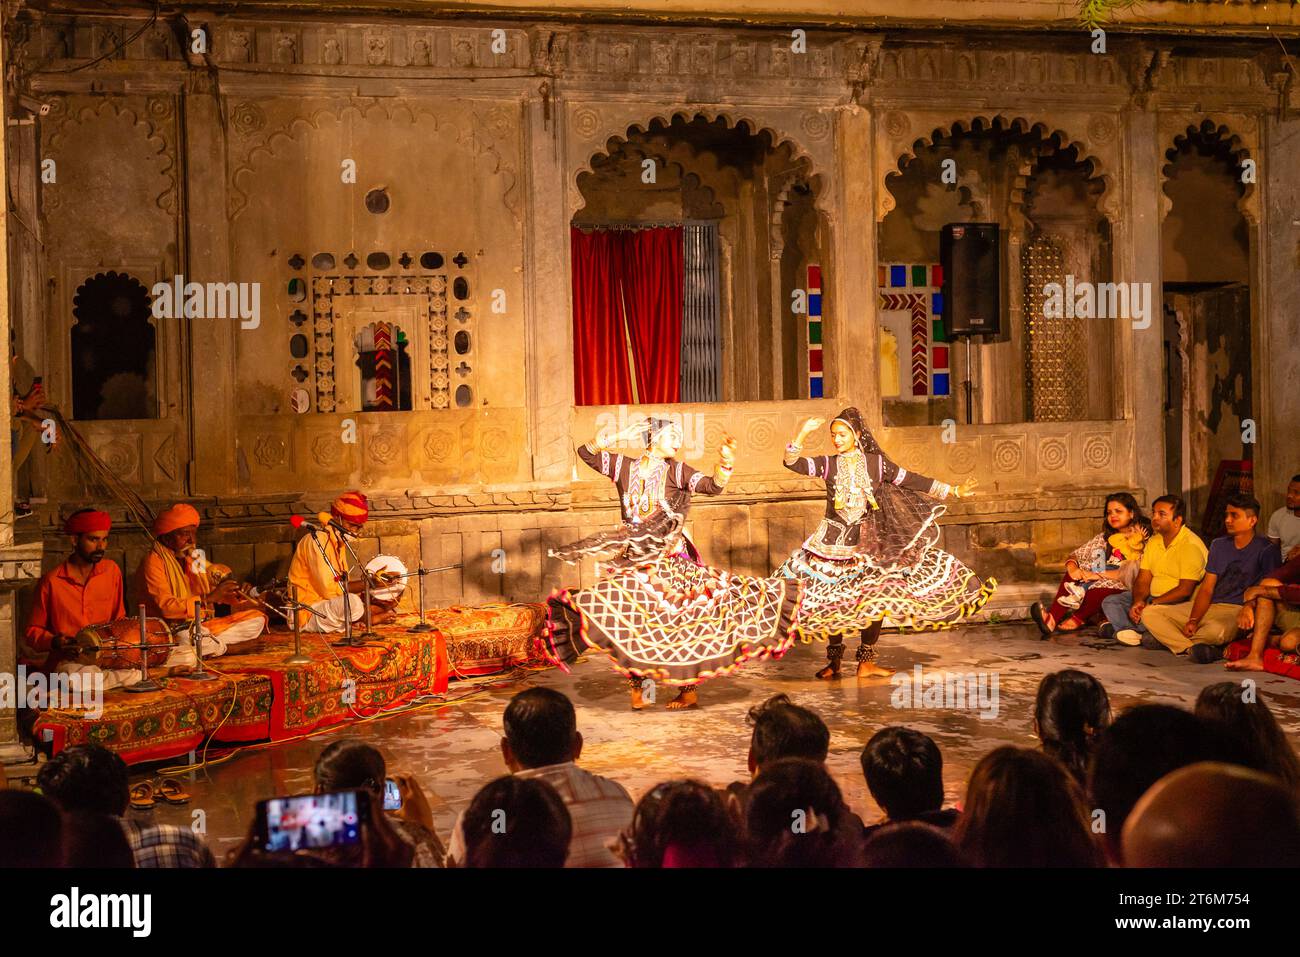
6;10;1297;619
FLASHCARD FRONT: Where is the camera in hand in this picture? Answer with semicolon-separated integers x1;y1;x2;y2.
256;789;369;853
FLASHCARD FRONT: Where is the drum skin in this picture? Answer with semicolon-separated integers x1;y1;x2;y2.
77;618;173;670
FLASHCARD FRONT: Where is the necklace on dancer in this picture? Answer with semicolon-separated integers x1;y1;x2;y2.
625;455;667;524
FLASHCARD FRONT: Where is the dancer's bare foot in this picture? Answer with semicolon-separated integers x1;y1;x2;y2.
1226;654;1267;672
630;685;650;710
856;661;895;678
1057;616;1082;632
815;662;841;680
666;688;698;710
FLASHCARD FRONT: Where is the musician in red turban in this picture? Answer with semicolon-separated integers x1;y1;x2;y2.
22;509;126;673
287;491;400;631
131;502;266;659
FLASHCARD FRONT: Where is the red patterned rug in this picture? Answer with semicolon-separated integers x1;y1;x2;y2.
32;603;547;766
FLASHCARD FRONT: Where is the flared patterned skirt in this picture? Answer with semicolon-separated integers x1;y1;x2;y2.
777;545;996;639
542;553;802;686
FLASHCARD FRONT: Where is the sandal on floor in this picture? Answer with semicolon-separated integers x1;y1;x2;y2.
1029;602;1052;639
129;782;156;810
156;777;192;805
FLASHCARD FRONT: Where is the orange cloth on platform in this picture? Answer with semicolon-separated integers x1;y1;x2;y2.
23;558;126;662
287;527;349;629
153;503;201;536
132;544;217;621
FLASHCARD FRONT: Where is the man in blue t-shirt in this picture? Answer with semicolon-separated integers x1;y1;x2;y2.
1141;493;1281;662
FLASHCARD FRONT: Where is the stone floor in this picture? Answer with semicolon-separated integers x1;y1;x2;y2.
134;621;1300;863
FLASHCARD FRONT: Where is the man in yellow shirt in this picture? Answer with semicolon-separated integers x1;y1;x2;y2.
132;503;267;659
287;491;399;632
1099;495;1207;645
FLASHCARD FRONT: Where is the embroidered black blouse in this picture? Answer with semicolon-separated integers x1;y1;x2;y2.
785;449;949;560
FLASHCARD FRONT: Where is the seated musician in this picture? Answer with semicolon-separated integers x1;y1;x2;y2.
287;491;401;633
22;509;139;690
132;503;266;659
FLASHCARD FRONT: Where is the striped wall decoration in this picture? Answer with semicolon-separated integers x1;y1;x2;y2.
807;265;824;399
877;263;948;399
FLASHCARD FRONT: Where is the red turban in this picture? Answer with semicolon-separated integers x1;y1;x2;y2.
63;510;111;535
153;503;201;536
331;491;368;524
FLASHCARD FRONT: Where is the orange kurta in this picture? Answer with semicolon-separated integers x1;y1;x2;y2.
287;528;349;628
23;559;126;664
131;545;222;621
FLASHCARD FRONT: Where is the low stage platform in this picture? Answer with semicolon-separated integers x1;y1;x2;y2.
31;603;547;765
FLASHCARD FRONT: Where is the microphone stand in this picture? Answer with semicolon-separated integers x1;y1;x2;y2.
282;583;313;665
187;599;217;682
333;527;374;646
409;560;432;633
123;603;167;694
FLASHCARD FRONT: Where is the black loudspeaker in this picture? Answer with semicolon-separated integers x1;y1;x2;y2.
940;223;1001;338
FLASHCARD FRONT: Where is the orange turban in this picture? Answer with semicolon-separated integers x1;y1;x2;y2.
63;510;111;535
331;491;369;524
153;503;201;536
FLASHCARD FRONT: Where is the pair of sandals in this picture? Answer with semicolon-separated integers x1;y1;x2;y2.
129;777;191;810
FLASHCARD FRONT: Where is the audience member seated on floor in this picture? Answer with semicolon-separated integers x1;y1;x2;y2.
1031;493;1150;636
1122;762;1300;868
953;746;1102;868
457;776;571;868
744;758;865;868
860;727;958;835
62;811;136;868
1266;474;1300;561
445;687;633;868
0;791;63;867
22;509;139;691
1226;551;1300;673
861;821;970;868
616;780;742;868
35;744;215;868
133;503;266;661
287;491;397;633
228;798;415;869
1087;704;1231;865
1100;494;1207;646
1193;681;1300;796
725;693;830;801
313;738;444;867
1033;670;1111;786
1141;495;1281;663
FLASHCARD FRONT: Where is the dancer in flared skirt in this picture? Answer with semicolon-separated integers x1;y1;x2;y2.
541;417;801;710
776;408;996;679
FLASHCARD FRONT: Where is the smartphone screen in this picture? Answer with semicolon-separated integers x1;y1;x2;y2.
383;778;402;811
257;789;368;853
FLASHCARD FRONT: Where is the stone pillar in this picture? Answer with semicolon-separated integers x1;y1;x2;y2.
0;23;44;762
181;75;237;495
835;105;878;418
523;86;574;483
1259;109;1300;514
1120;108;1165;496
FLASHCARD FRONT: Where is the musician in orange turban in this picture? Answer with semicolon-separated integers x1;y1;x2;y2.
22;509;127;677
287;491;399;632
132;502;266;659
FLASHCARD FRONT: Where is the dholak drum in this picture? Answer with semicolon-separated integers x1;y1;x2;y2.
365;555;408;604
73;618;174;670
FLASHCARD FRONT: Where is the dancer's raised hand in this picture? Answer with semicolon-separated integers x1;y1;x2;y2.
718;433;737;467
952;478;979;499
798;417;825;440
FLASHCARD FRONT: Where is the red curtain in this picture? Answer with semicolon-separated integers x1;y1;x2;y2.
571;225;683;405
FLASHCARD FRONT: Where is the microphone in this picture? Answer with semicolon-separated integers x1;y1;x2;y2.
290;515;326;532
